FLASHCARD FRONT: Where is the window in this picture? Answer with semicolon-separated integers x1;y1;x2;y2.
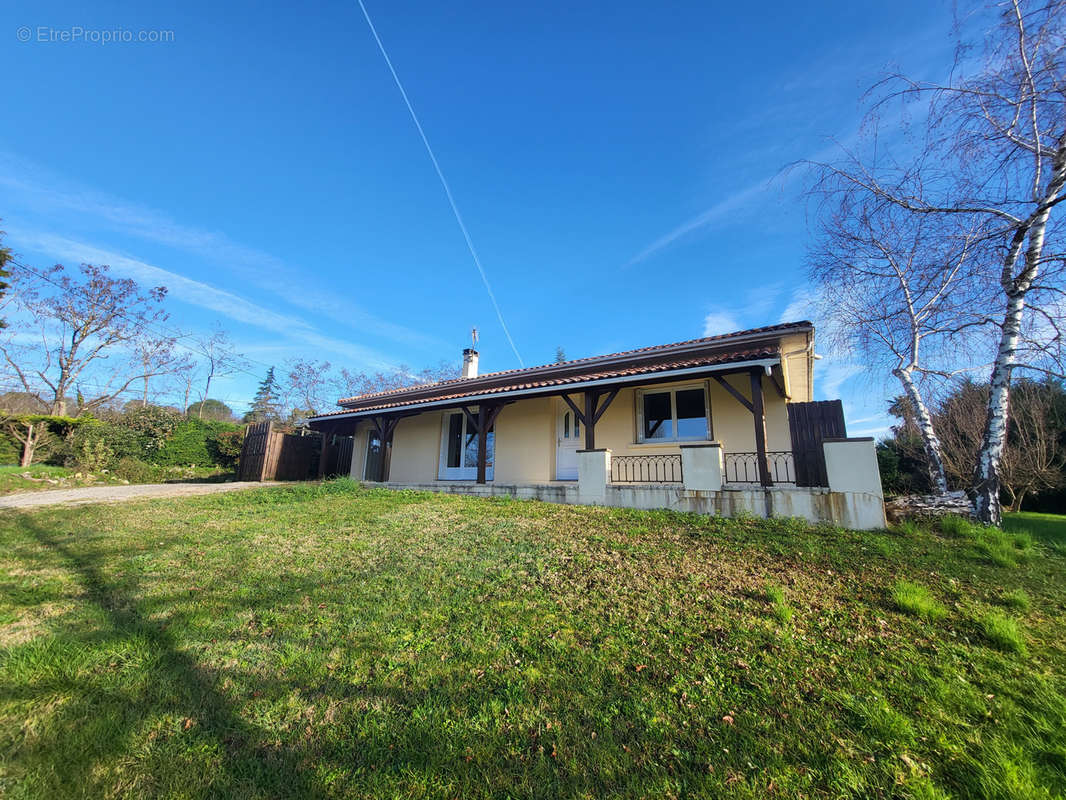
637;385;710;442
438;410;495;480
363;432;384;480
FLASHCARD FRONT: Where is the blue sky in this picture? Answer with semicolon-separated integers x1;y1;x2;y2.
0;0;970;431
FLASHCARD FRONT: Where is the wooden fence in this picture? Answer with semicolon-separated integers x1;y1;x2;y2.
238;422;353;482
786;400;846;487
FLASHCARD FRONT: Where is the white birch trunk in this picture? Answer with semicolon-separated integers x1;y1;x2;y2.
973;141;1066;526
973;291;1025;525
893;367;948;494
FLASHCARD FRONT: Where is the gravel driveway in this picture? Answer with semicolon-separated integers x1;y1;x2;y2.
0;481;274;510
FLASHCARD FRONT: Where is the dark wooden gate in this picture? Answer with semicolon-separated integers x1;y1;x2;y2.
238;422;323;481
318;434;354;478
787;400;847;487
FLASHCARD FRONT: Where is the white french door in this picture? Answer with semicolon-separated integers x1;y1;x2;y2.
438;411;494;480
555;407;581;480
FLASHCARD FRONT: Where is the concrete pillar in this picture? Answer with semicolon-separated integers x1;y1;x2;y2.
681;443;723;491
823;437;887;529
577;448;610;505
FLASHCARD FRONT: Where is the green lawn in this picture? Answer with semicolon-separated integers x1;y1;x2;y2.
1;483;1064;799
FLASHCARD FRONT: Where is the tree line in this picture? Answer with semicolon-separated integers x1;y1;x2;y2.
0;235;458;468
806;0;1065;524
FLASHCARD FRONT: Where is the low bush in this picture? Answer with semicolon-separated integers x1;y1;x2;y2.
155;420;241;467
112;457;159;484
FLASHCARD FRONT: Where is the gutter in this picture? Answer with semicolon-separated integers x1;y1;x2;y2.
310;357;782;423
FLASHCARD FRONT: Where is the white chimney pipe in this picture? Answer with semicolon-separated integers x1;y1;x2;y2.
461;348;479;379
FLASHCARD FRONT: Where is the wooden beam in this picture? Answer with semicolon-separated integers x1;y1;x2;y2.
592;387;619;425
749;368;772;487
769;372;787;400
560;393;586;425
584;390;598;450
713;374;754;413
476;404;488;484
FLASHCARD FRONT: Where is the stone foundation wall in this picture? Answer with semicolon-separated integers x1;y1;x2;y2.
367;481;887;530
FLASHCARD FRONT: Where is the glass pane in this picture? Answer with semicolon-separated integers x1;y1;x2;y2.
676;388;708;439
642;392;673;440
463;422;495;469
364;434;383;480
464;429;480;468
447;414;462;468
574;416;580;438
563;412;569;439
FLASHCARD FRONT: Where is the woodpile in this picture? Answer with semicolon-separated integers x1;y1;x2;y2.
884;491;973;523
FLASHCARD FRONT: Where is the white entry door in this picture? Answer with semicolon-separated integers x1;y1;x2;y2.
555;407;581;480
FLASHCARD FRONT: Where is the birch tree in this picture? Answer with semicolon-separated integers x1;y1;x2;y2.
807;188;988;494
809;0;1066;524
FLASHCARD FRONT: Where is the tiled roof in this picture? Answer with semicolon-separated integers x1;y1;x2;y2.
310;321;811;419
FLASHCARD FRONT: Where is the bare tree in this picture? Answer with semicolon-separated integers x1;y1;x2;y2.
193;330;247;419
936;378;1065;511
336;361;460;398
807;189;989;494
285;359;332;422
808;0;1066;523
1;263;172;415
133;335;193;407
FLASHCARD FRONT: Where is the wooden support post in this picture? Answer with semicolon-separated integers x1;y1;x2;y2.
317;431;330;479
584;390;598;450
476;404;488;484
381;417;397;482
749;368;772;487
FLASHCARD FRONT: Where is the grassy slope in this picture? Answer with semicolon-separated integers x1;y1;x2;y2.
0;483;1063;800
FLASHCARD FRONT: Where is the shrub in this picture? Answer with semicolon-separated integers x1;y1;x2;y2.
980;612;1027;655
892;580;947;621
61;422;145;470
113;457;159;484
118;405;181;453
209;428;244;469
155;420;241;467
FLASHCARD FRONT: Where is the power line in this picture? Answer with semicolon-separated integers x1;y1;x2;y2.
355;0;524;366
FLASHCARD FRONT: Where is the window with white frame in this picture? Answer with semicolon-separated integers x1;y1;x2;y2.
636;384;711;442
438;410;495;480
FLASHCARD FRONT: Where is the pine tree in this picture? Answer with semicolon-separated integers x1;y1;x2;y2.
244;366;281;424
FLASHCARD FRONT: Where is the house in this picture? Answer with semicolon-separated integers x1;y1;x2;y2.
308;322;886;529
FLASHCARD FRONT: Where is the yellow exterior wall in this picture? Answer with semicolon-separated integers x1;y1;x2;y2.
493;396;555;482
387;412;444;483
356;350;813;483
589;375;791;458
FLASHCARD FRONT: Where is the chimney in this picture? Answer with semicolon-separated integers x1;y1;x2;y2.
461;348;479;379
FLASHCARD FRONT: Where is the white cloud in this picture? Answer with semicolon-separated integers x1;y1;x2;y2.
14;231;399;370
0;151;445;351
702;310;743;337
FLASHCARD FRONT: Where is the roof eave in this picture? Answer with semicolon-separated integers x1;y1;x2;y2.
309;355;782;424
